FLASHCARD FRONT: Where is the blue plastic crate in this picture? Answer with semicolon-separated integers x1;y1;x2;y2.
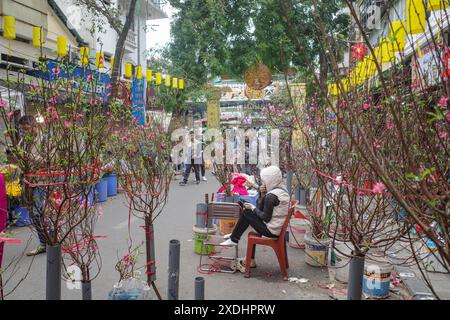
14;207;32;227
240;193;259;206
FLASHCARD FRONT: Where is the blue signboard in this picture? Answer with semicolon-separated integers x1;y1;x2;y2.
29;60;111;100
132;77;146;125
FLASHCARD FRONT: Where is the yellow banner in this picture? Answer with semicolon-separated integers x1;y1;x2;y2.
207;100;220;129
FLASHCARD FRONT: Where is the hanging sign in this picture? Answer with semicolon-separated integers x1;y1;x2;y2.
411;44;442;92
132;77;146;125
207;100;220;129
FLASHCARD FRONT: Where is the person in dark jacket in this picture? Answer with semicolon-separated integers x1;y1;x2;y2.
221;166;290;254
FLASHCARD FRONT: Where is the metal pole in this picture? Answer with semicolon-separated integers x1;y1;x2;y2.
46;244;61;300
195;277;205;300
82;281;92;300
347;255;365;300
167;239;180;300
286;171;293;196
196;203;208;229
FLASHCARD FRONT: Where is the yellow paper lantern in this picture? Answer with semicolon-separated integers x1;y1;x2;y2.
390;21;406;52
406;0;426;34
428;0;449;10
155;72;162;85
165;75;171;87
3;16;16;40
172;77;178;89
379;37;395;63
136;66;143;79
80;47;89;65
179;79;185;90
328;83;338;96
96;52;105;68
32;26;44;48
57;36;67;57
147;69;153;83
125;63;133;79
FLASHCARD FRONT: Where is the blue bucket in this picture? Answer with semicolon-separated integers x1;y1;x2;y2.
14;207;32;227
362;258;392;299
81;187;95;207
33;188;46;210
106;174;118;197
95;178;108;203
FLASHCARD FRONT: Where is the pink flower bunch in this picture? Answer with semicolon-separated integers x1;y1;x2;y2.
386;121;395;130
52;67;60;75
49;96;58;104
446;113;450;123
438;96;448;109
0;100;9;108
372;182;386;194
438;131;448;140
363;102;371;110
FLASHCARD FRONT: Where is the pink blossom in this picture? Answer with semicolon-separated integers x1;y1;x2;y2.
106;111;111;117
386;121;395;130
52;67;60;75
372;182;386;194
373;140;381;150
106;83;112;89
121;136;127;142
438;96;449;109
64;121;71;128
51;111;59;120
439;131;448;140
30;84;37;90
87;74;93;82
49;96;57;104
447;113;450;123
0;100;8;108
363;103;371;110
47;106;54;112
55;198;62;206
268;105;276;113
90;98;96;106
7;111;14;119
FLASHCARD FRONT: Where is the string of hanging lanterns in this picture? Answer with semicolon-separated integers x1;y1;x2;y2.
1;15;186;90
327;0;449;97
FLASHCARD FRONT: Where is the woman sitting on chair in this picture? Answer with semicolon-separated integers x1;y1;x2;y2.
221;166;290;265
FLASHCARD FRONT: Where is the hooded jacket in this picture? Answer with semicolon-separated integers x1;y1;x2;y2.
253;166;290;236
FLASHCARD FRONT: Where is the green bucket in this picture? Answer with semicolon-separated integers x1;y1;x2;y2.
195;233;215;255
193;224;218;256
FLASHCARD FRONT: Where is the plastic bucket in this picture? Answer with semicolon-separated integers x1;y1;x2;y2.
95;178;108;203
193;225;218;255
304;233;330;267
106;174;118;197
220;219;237;236
289;219;310;249
333;241;354;283
293;205;309;220
14;207;32;227
363;256;393;299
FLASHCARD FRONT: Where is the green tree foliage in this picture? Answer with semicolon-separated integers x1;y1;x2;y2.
167;0;349;86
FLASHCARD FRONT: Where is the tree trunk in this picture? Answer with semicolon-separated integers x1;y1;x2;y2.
319;51;328;89
110;0;139;98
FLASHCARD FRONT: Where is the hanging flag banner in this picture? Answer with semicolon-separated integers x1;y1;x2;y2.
411;44;442;92
207;100;220;129
132;77;146;126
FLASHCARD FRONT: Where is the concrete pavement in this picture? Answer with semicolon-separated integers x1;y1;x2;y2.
2;174;333;300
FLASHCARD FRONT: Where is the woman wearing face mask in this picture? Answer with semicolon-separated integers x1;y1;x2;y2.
220;166;290;266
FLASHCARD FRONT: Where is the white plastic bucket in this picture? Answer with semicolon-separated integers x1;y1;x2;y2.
362;256;393;299
289;219;310;249
304;233;331;267
333;241;354;283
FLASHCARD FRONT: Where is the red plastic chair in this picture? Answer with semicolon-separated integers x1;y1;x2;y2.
244;200;298;281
